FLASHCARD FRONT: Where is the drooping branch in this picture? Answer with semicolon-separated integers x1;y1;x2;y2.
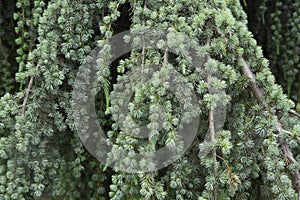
22;76;34;116
289;109;300;119
241;58;300;120
141;0;146;72
21;65;39;116
206;53;218;200
240;58;265;103
163;47;169;67
239;57;300;198
208;73;218;200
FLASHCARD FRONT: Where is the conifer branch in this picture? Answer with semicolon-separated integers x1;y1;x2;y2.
22;64;39;116
240;58;300;198
240;58;264;103
207;53;218;200
22;76;34;116
289;109;300;119
163;47;169;67
141;40;145;70
141;0;146;73
208;73;218;200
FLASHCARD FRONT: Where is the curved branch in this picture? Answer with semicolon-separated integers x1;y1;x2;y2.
239;57;300;198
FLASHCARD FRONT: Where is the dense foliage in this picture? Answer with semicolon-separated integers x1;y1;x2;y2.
0;0;299;199
244;0;300;106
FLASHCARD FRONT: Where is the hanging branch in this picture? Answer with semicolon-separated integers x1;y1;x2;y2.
207;69;218;200
22;65;39;116
163;47;169;67
206;42;218;199
239;58;300;198
22;77;34;116
240;58;264;103
141;0;146;72
289;109;300;119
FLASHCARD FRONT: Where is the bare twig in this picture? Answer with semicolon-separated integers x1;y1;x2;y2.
239;57;300;199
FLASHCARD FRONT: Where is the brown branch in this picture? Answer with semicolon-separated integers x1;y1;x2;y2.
207;52;218;200
163;47;169;67
208;72;218;200
206;40;218;199
22;65;38;116
289;109;300;119
240;58;264;103
141;0;146;73
22;76;34;116
242;58;300;119
239;57;300;198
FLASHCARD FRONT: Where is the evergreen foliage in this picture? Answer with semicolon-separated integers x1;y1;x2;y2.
244;0;300;107
0;0;299;199
0;0;18;96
